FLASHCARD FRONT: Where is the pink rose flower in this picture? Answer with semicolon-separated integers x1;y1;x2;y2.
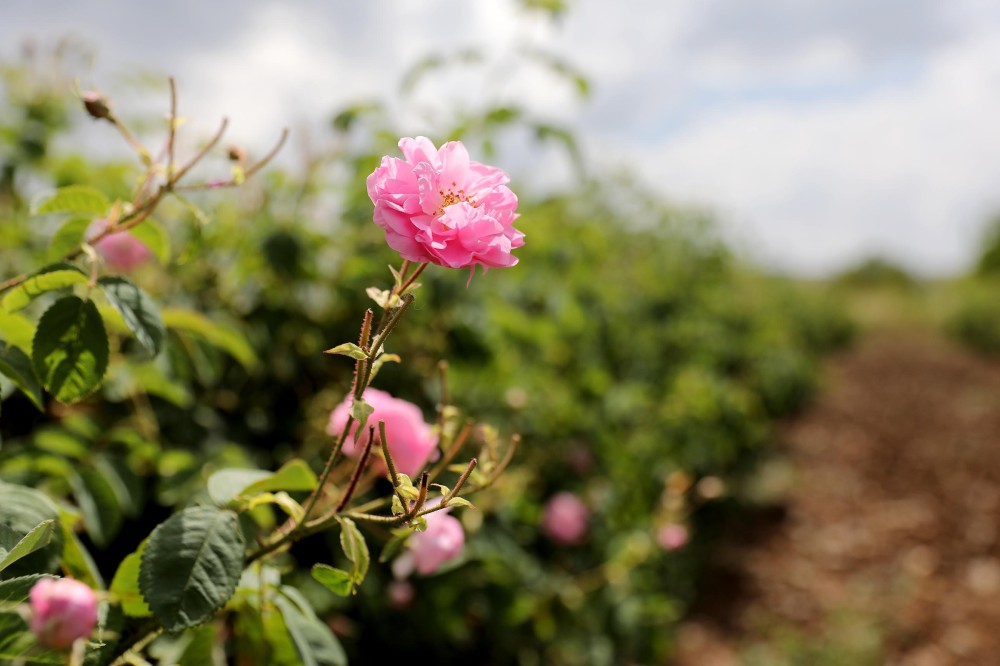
367;137;523;274
327;388;437;477
410;510;465;576
657;523;689;551
542;492;590;546
88;220;152;271
29;578;98;649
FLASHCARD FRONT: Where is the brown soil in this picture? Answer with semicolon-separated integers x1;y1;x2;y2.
673;331;1000;666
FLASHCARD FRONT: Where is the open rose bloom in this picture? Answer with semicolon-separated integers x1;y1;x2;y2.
327;388;438;477
29;578;98;649
367;137;523;274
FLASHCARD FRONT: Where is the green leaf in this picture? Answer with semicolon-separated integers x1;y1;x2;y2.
208;459;317;507
128;219;171;264
31;185;110;216
365;287;401;310
310;565;353;597
445;496;475;509
98;276;165;356
0;574;54;604
2;265;88;313
94;455;144;518
0;310;35;352
161;308;258;370
275;588;347;666
109;543;151;617
0;520;56;573
129;362;193;407
0;341;43;410
337;517;369;587
60;521;104;589
0;482;63;579
322;342;367;360
241;459;318;496
46;216;91;262
245;492;305;523
349;398;374;436
69;467;123;548
367;352;401;383
31;296;109;403
33;428;87;458
139;506;245;632
207;469;272;506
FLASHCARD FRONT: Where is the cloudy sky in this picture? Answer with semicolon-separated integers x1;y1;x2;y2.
4;0;1000;276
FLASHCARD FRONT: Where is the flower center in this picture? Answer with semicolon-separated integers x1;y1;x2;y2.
434;181;477;218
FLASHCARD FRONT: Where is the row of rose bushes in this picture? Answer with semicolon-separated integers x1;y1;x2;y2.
0;58;853;664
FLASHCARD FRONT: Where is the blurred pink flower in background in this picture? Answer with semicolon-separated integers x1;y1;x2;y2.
327;388;437;477
29;578;98;649
387;580;415;608
392;506;466;578
542;492;590;545
88;220;152;271
657;523;689;551
367;136;523;273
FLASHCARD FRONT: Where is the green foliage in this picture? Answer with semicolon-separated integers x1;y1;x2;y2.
835;256;916;289
97;276;165;356
0;44;855;666
139;506;245;632
2;263;89;312
0;482;63;579
0;519;56;573
31;184;109;217
946;279;1000;355
31;295;109;403
0;341;44;410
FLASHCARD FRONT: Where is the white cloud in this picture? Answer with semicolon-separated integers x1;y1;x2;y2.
618;28;1000;275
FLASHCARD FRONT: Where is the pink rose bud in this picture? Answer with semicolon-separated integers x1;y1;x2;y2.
410;511;465;576
29;578;98;650
87;220;152;271
327;388;437;477
657;523;689;551
542;492;589;546
367;137;523;276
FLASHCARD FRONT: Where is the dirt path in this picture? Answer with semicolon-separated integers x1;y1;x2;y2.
674;331;1000;665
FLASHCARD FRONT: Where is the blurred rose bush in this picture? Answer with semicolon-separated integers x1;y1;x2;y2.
0;41;853;666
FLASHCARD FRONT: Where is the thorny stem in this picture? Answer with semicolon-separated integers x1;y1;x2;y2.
167;77;178;181
378;420;409;508
429;420;474;482
0;89;286;295
335;426;375;513
254;295;415;559
443;458;477;504
173;128;289;191
398;262;427;294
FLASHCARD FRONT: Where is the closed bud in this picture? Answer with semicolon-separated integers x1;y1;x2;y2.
227;145;246;162
81;91;112;120
29;578;98;650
